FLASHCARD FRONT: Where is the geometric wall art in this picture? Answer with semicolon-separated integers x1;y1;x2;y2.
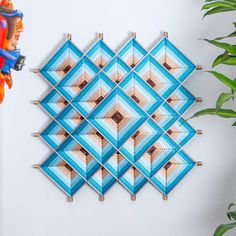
33;32;203;202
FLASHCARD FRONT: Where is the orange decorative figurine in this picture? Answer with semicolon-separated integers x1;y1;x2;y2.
0;0;25;103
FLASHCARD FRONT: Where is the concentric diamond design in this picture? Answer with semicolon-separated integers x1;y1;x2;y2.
40;153;85;197
135;55;180;99
151;102;179;131
36;34;200;199
86;39;115;68
119;119;163;163
120;167;148;195
150;38;196;82
40;120;68;149
135;134;180;178
56;105;84;133
120;72;163;115
103;56;131;83
72;72;116;117
40;90;68;118
167;118;196;147
72;121;116;164
56;56;100;101
104;151;131;179
40;40;83;86
88;167;116;196
167;85;196;115
88;87;148;148
118;38;147;68
57;137;100;179
151;150;196;195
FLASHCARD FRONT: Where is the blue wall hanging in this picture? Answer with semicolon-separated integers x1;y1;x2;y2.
33;32;203;202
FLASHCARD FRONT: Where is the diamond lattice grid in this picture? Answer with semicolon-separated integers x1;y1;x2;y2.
36;34;200;200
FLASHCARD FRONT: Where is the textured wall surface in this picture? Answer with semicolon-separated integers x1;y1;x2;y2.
1;0;236;235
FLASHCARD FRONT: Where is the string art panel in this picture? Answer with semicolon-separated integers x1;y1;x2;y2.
34;33;202;202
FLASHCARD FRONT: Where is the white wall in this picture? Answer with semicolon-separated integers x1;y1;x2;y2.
1;0;236;235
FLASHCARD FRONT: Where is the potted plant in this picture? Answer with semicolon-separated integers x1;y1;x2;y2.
190;1;236;235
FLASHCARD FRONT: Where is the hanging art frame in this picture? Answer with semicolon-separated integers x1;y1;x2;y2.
33;32;203;202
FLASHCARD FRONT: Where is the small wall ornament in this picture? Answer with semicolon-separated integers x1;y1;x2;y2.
0;0;25;103
33;33;203;202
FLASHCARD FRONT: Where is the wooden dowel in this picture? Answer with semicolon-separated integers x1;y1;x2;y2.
99;195;104;201
98;33;103;40
196;65;203;70
33;164;40;169
67;196;73;202
67;34;72;41
33;133;40;137
163;195;168;201
196;97;203;103
131;195;136;201
33;100;40;105
33;69;40;73
196;161;203;167
131;32;136;39
197;130;203;135
163;32;168;38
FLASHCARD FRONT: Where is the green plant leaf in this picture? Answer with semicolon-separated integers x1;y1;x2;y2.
212;53;236;67
215;31;236;40
223;0;236;4
231;78;236;96
204;39;236;56
205;0;236;2
231;78;236;100
229;203;236;210
212;52;229;67
203;6;236;17
216;92;236;109
214;222;236;236
232;121;236;126
227;211;236;220
204;0;236;4
208;71;236;91
202;2;236;10
221;56;236;65
234;22;236;28
189;108;236;119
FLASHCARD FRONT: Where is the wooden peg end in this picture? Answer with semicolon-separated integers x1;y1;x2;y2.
33;100;40;105
33;133;40;137
131;195;136;201
33;164;40;169
33;69;40;74
196;65;203;70
131;32;136;39
163;32;168;38
163;195;168;201
196;97;203;103
67;34;72;41
99;195;104;201
67;196;73;202
196;161;203;167
98;33;104;40
197;130;203;135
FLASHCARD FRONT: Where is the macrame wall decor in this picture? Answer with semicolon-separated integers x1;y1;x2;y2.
33;32;203;202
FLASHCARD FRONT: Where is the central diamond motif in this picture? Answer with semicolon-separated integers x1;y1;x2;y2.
111;111;124;124
87;87;148;148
